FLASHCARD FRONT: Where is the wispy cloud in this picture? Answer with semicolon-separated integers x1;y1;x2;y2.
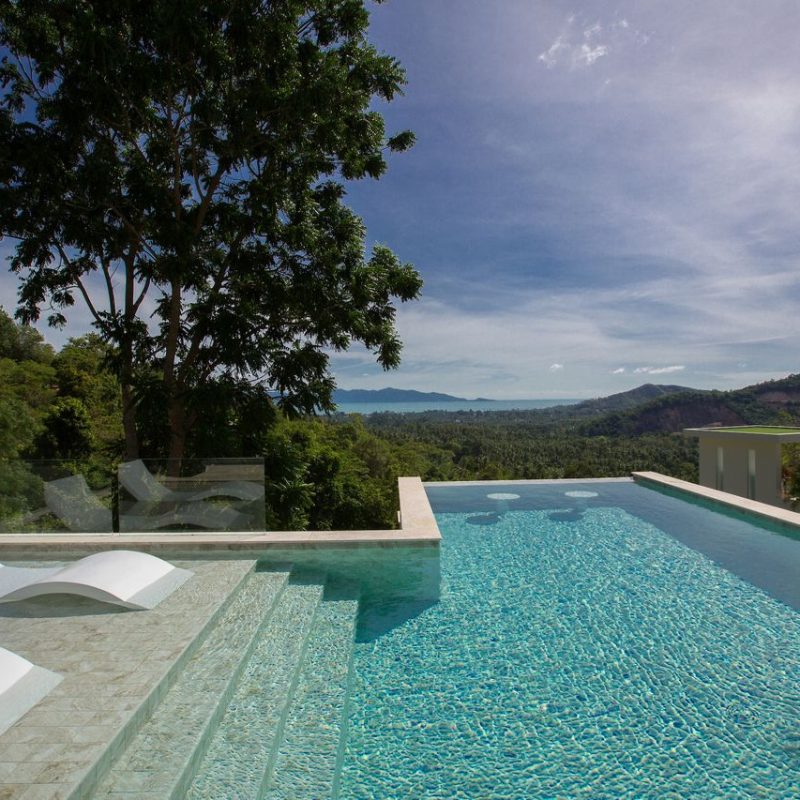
549;363;564;371
537;13;647;70
634;365;686;375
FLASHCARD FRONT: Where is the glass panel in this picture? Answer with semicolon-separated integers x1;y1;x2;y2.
716;446;724;491
0;460;114;533
117;458;265;532
0;458;265;533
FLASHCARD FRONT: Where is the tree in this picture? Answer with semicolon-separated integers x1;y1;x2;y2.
34;397;94;460
0;307;52;364
52;335;123;457
0;0;422;469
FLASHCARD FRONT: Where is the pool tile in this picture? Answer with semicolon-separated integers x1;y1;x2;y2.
0;560;255;800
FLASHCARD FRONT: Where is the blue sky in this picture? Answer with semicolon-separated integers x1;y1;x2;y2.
4;1;800;399
334;0;800;398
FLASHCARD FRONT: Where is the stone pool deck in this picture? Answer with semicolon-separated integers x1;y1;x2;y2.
0;477;440;798
0;560;254;800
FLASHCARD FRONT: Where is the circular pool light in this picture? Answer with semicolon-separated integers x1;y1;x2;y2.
565;490;598;498
486;492;520;500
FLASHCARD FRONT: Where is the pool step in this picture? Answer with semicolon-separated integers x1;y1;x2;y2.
262;580;360;800
184;572;327;800
89;568;290;799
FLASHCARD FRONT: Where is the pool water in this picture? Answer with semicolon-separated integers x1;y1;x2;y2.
336;481;800;799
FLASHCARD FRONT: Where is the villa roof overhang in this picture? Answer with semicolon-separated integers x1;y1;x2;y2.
683;425;800;443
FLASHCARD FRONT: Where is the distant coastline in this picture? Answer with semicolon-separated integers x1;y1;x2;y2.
332;387;493;403
333;398;581;414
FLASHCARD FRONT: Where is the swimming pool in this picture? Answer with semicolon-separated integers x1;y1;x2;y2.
334;479;800;799
62;477;800;799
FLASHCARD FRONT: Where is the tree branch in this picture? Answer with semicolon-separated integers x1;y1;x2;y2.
74;276;101;325
99;258;117;317
54;244;102;323
132;273;152;315
162;278;182;387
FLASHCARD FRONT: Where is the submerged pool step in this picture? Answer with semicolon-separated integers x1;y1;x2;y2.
185;572;327;800
262;581;360;800
89;568;291;800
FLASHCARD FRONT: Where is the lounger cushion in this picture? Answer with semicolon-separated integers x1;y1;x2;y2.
0;551;192;610
0;647;62;736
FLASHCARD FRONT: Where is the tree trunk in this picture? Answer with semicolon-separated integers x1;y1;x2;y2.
121;381;139;459
166;393;187;477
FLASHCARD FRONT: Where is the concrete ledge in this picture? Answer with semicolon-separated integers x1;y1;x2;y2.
398;476;440;536
633;471;800;532
424;477;632;487
0;477;440;557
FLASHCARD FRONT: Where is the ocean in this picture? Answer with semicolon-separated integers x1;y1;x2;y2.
332;398;581;415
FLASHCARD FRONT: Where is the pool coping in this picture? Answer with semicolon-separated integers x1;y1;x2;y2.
424;477;633;487
632;471;800;532
0;477;441;557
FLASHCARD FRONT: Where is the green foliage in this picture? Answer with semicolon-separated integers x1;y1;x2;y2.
0;396;37;458
0;307;53;363
356;413;700;484
34;398;93;460
0;319;119;530
262;416;399;530
182;382;278;460
0;458;43;521
0;357;56;458
0;309;55;458
782;443;800;508
263;427;315;531
52;336;123;458
1;0;421;463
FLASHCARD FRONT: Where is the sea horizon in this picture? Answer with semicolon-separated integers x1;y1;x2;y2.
333;398;582;414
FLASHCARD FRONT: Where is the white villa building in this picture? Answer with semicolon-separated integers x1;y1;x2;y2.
684;426;800;507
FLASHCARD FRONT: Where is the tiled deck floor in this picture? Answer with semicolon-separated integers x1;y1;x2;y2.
0;559;254;800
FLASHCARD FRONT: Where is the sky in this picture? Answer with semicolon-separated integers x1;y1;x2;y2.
334;0;800;398
3;1;800;399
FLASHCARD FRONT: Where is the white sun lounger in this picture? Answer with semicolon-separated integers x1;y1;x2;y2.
45;475;252;532
0;647;62;736
0;551;192;610
118;459;264;503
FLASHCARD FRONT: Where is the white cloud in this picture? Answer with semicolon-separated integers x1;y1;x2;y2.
634;365;686;375
549;363;564;371
537;13;647;71
538;36;568;69
334;261;798;397
576;43;608;67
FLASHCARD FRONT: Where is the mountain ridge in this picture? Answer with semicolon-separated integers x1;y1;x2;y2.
581;374;800;435
333;387;493;403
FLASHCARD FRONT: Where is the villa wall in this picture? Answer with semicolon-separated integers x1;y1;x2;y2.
698;438;782;506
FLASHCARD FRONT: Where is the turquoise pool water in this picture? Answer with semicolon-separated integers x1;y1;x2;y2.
335;480;800;799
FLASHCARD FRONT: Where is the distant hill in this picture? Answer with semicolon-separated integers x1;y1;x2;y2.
333;387;493;403
558;383;694;417
582;374;800;435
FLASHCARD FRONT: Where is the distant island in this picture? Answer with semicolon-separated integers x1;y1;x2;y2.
333;387;494;403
